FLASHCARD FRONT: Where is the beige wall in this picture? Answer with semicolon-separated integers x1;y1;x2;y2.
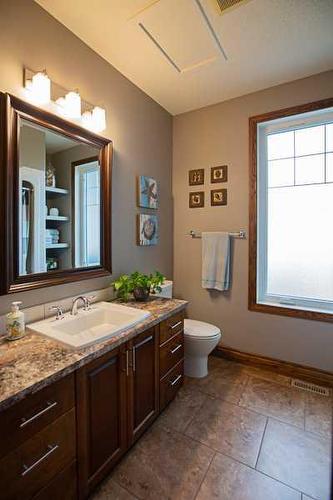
173;70;333;372
20;125;45;171
0;0;173;315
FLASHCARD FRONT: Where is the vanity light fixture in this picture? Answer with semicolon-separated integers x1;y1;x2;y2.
56;90;81;119
82;106;106;133
23;68;106;134
25;71;51;105
92;106;106;133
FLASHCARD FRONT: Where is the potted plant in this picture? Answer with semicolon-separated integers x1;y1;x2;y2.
112;271;165;302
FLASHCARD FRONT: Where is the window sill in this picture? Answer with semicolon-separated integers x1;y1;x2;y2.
248;301;333;323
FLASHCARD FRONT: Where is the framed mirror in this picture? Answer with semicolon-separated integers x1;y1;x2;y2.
0;93;112;294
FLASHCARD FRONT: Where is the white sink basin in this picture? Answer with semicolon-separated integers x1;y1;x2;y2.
28;301;151;349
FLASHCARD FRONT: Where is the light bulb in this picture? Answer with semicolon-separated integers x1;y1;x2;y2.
25;72;51;105
81;111;94;130
56;91;81;119
91;106;106;132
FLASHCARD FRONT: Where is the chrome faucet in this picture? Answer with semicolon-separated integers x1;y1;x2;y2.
71;295;95;315
71;296;88;316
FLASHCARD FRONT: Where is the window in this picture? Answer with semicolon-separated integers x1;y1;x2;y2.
249;99;333;321
74;159;101;267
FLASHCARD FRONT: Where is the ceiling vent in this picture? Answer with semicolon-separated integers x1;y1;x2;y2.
216;0;245;13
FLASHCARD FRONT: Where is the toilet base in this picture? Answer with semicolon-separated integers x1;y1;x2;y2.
184;355;209;378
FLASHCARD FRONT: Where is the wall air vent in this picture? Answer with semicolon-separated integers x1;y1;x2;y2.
216;0;245;13
291;379;330;396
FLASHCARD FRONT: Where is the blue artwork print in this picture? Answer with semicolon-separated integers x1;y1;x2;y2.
138;176;158;209
138;214;158;246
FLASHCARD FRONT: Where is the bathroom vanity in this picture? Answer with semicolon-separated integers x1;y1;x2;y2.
0;299;186;499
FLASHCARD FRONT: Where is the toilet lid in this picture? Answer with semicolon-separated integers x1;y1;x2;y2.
184;319;221;339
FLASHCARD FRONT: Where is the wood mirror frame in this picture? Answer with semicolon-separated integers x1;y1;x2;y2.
0;93;112;294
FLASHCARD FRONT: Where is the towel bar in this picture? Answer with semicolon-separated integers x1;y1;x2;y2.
188;230;246;239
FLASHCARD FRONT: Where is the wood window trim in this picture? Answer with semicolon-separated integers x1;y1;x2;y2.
249;97;333;323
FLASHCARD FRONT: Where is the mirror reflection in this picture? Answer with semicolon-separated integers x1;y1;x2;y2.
19;118;101;275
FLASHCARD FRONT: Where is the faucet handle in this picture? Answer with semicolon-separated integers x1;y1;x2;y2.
85;295;96;310
49;305;64;320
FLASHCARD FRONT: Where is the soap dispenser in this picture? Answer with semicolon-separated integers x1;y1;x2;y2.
6;301;25;341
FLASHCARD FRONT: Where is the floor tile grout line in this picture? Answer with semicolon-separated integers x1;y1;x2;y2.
186;382;308;432
182;393;209;435
255;416;268;469
193;451;216;500
267;415;333;443
178;428;316;498
96;477;140;499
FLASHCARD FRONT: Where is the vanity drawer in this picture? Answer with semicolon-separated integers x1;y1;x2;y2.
33;460;77;500
160;332;184;378
0;408;76;500
160;360;184;411
0;374;75;460
159;311;184;346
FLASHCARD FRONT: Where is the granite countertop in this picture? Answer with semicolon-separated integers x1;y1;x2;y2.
0;298;187;412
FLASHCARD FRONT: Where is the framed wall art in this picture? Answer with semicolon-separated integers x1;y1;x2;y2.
138;175;158;209
211;165;228;183
211;188;227;206
189;169;204;186
137;213;158;246
189;191;205;208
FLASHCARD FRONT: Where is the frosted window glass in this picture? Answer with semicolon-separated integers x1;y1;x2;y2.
267;184;333;301
86;205;100;265
327;153;333;183
267;131;294;160
295;125;324;156
268;159;294;187
326;123;333;152
295;154;325;185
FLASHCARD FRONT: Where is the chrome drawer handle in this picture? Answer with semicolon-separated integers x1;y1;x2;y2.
170;321;182;330
21;444;59;477
126;350;129;376
132;346;136;372
170;344;182;355
19;401;58;428
170;374;182;387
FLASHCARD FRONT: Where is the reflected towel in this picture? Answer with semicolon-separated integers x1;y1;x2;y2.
202;232;230;291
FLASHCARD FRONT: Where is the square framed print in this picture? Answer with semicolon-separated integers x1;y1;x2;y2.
211;165;228;184
189;169;204;186
189;191;205;208
138;176;158;209
211;188;227;206
137;214;158;245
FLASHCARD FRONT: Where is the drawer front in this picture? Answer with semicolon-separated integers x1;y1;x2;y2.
0;408;76;500
33;461;77;500
159;311;184;346
0;374;75;460
160;360;184;411
160;332;184;378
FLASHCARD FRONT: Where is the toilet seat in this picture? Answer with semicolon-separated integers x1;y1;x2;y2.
184;319;221;340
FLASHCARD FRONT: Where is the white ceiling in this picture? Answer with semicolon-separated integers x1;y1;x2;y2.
35;0;333;115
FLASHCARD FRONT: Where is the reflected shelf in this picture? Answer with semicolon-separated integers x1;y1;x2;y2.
46;215;69;222
45;186;69;195
46;243;69;249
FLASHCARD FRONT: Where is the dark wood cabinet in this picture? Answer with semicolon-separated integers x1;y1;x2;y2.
76;345;128;498
0;309;185;500
127;327;159;444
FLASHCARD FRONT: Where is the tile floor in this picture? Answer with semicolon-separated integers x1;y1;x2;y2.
92;356;332;500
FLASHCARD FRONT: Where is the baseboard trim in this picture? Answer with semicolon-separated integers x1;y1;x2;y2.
213;346;333;388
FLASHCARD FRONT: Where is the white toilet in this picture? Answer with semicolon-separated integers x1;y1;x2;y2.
184;319;221;378
155;281;221;378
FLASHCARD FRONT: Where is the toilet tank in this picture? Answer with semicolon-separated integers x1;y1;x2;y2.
153;280;173;299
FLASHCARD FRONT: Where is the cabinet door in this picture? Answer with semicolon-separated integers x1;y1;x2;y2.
127;327;159;444
76;345;127;498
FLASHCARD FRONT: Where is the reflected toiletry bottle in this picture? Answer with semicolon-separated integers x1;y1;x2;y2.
6;301;25;341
